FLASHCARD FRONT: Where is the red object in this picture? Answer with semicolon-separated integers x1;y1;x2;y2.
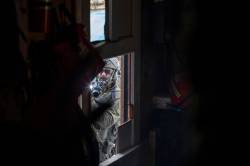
52;22;104;97
170;73;192;107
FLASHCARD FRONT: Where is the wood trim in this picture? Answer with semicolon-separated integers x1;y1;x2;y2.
96;38;135;59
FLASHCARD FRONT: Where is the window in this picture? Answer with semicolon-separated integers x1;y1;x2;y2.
90;0;105;41
75;0;140;164
104;53;134;125
86;53;134;162
118;54;134;124
89;0;133;42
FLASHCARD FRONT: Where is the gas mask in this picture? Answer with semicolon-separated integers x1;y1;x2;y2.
90;58;120;98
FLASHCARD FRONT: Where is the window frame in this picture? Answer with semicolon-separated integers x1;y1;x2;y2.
73;0;141;165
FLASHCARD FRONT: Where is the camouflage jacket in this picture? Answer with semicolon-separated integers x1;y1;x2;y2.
91;86;120;162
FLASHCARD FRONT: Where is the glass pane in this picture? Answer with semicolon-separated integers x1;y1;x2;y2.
90;0;105;42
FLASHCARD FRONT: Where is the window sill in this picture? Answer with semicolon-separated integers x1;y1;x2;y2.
99;144;140;166
93;37;135;59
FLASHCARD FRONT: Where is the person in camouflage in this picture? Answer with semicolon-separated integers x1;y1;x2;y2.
90;57;120;162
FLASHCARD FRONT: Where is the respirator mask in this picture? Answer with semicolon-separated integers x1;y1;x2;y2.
90;67;115;98
89;58;120;98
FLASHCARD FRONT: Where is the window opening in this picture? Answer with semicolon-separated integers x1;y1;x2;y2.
88;53;134;162
90;0;105;42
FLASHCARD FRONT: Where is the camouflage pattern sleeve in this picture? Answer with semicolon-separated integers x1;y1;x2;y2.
94;99;120;129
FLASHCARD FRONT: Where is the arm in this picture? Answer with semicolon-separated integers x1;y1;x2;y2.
93;100;120;129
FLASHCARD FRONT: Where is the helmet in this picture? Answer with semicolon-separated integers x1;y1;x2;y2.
90;57;120;98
